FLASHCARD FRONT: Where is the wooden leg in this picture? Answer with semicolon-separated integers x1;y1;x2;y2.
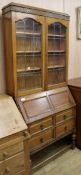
72;131;76;149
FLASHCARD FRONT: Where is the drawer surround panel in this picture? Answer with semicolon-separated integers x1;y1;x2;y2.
56;108;76;124
29;117;53;135
0;152;25;175
15;87;76;154
29;108;76;152
30;128;54;151
56;118;75;138
0;142;23;161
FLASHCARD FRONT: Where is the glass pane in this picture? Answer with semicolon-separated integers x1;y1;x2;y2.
48;22;66;86
16;18;42;92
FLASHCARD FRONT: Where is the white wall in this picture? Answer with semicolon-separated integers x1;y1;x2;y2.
0;0;81;93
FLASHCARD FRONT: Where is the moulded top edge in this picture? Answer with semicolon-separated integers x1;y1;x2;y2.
2;2;70;20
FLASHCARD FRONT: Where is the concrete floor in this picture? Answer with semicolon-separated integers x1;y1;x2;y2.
33;148;81;175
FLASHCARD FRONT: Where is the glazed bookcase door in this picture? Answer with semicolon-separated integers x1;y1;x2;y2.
15;15;45;95
46;18;69;90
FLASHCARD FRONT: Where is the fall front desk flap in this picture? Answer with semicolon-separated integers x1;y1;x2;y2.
0;94;27;139
16;87;76;124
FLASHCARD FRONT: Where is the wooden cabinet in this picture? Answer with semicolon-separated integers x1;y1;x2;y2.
2;3;69;97
15;87;76;154
2;3;76;171
0;95;31;175
68;77;81;149
30;128;53;151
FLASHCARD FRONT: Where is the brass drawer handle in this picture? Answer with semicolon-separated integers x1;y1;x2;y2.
5;167;10;173
3;151;8;158
23;131;31;139
64;126;67;131
40;138;44;143
40;124;44;130
64;115;67;120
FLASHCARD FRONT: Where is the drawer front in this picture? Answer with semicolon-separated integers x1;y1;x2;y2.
66;119;75;131
29;117;53;134
0;152;24;175
56;119;75;138
30;129;53;151
56;108;75;124
0;142;23;161
4;152;25;175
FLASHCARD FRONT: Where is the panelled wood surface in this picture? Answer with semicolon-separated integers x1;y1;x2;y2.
29;107;75;152
56;108;75;124
16;87;75;124
15;87;76;153
0;142;23;161
3;17;14;96
29;117;53;135
0;95;30;175
0;152;24;175
23;96;51;118
30;128;53;151
0;136;30;175
0;139;29;175
6;152;24;174
0;94;27;139
68;77;81;149
56;118;75;138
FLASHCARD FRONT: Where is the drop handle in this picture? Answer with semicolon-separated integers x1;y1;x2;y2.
40;138;44;143
64;115;67;120
23;131;31;139
64;126;67;131
5;167;10;173
40;124;44;130
3;151;8;158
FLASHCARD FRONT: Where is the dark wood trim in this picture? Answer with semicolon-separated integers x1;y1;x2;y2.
2;2;70;20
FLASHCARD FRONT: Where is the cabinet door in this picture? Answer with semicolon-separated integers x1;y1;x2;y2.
14;14;45;96
46;18;69;90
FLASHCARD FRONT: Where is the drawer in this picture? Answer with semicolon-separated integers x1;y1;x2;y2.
56;118;75;138
66;119;75;131
29;117;53;135
0;142;23;161
5;152;25;175
56;108;75;124
0;152;25;175
30;128;53;151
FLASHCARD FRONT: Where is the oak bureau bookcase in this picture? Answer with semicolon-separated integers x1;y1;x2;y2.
2;2;76;170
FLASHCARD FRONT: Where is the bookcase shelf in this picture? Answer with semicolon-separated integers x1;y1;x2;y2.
17;67;41;73
16;51;41;54
48;50;66;53
48;65;65;70
16;32;41;36
48;34;66;38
